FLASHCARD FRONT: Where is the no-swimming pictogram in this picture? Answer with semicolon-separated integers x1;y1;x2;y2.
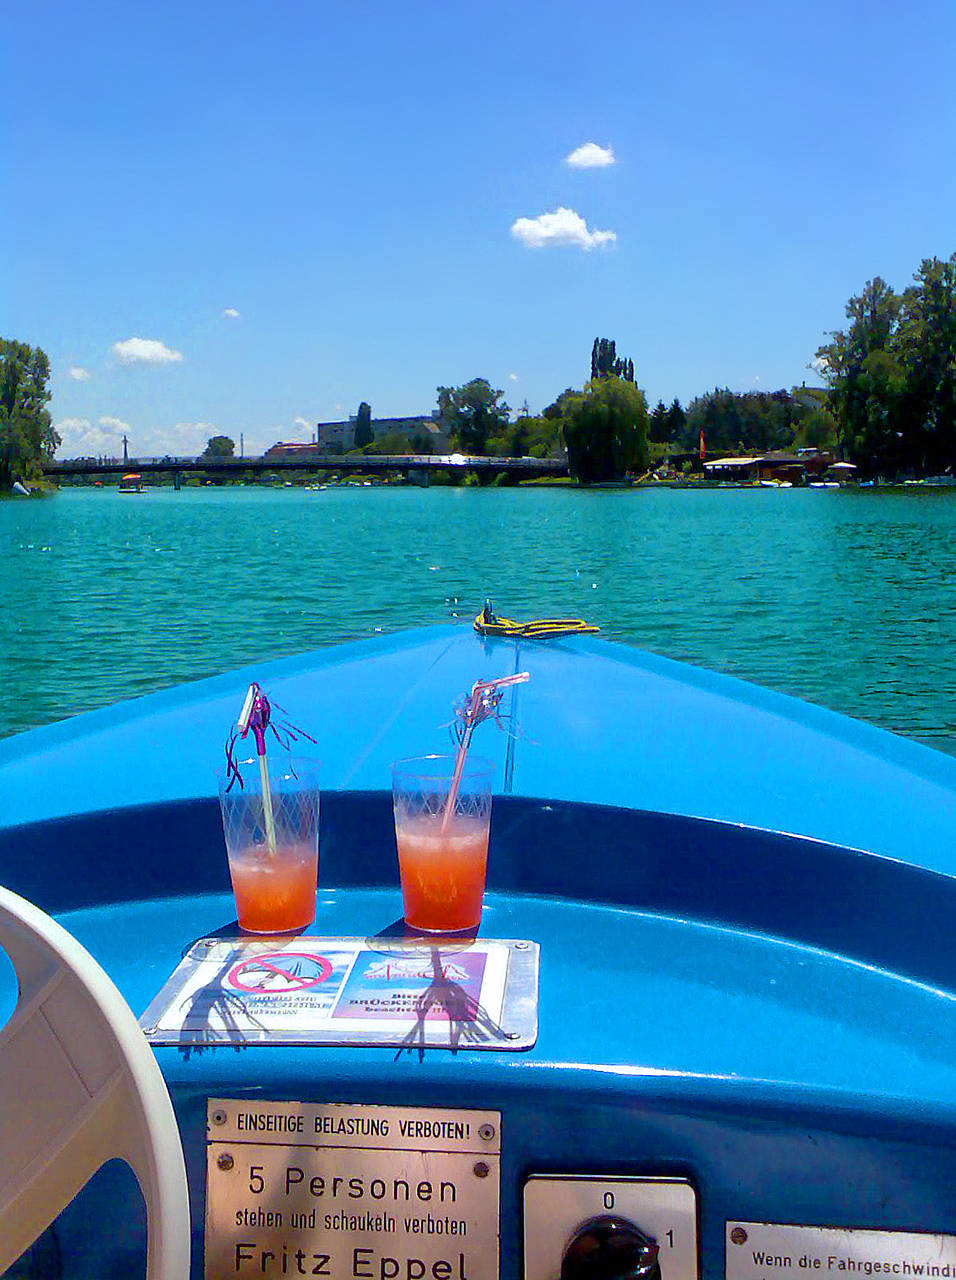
227;951;334;994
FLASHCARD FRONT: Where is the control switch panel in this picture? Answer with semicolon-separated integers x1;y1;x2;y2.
524;1176;698;1280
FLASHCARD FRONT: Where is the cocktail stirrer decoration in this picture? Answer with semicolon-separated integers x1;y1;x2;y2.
225;683;317;858
441;672;530;834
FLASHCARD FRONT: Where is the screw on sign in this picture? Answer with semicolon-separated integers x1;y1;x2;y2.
227;952;333;994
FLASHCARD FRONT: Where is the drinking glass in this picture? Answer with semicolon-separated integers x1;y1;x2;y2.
218;756;320;933
391;755;493;933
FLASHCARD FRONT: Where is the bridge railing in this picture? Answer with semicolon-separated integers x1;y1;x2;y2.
44;454;567;477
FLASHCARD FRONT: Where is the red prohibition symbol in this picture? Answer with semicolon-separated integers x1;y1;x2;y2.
228;952;334;993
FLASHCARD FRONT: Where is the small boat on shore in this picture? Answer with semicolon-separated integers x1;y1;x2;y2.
4;624;956;1276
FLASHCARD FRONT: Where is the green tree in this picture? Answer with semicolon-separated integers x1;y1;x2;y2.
0;339;58;487
543;387;579;423
564;376;649;482
815;262;956;475
590;337;634;382
815;276;902;468
683;388;797;454
353;401;373;449
489;414;562;459
895;254;956;474
200;434;236;460
849;350;909;474
649;399;668;440
524;415;562;458
436;379;510;454
794;407;839;452
665;398;686;443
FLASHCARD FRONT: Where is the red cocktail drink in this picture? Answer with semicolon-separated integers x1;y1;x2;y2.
227;841;318;933
395;814;490;933
218;756;320;934
391;755;493;934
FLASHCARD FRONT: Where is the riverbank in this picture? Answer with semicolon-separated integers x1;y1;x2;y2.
43;469;956;493
1;480;55;498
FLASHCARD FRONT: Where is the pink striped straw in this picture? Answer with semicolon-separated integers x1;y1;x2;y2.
440;672;530;833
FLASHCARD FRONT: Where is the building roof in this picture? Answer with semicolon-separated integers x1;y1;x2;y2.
704;457;760;469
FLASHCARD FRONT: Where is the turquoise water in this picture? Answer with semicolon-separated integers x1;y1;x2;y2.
5;485;956;753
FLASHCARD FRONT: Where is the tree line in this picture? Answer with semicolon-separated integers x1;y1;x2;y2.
428;348;836;483
430;248;954;482
349;368;840;483
814;253;956;477
433;339;650;483
0;339;58;489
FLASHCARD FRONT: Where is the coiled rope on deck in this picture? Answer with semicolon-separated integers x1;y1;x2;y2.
474;602;599;639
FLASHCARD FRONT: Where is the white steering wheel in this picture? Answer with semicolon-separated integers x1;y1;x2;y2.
0;885;190;1278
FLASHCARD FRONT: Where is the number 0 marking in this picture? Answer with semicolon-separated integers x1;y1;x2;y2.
603;1191;615;1210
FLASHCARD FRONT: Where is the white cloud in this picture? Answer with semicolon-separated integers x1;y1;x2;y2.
139;421;218;456
811;355;831;380
54;417;123;457
510;207;617;251
509;373;518;381
68;365;91;382
292;416;311;430
221;307;240;319
55;418;201;458
53;416;303;460
564;142;615;169
111;337;183;365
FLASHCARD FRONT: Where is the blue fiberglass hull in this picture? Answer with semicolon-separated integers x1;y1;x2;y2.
4;625;956;1278
3;622;956;864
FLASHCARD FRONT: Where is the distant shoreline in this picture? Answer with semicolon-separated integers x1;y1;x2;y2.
21;475;956;496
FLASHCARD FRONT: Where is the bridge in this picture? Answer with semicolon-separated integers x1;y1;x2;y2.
43;453;568;481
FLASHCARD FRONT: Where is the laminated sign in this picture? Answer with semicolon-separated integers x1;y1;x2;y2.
140;936;538;1050
205;1101;500;1280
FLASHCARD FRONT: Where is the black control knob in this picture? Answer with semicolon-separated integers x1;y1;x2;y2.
560;1216;662;1280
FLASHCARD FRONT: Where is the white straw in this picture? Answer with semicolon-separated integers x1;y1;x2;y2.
258;753;278;856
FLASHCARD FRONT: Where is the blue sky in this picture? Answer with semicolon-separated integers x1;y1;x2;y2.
3;0;955;458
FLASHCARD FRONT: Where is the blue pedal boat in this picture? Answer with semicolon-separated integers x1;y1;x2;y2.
3;624;956;1279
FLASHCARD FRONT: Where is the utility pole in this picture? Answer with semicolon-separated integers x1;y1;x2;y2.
123;434;129;464
240;432;244;459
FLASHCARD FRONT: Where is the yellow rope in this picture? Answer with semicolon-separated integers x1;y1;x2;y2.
474;608;599;638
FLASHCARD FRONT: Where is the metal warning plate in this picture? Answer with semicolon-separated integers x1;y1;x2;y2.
205;1101;500;1280
727;1222;956;1280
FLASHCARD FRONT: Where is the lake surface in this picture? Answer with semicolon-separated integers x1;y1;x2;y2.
6;485;956;754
